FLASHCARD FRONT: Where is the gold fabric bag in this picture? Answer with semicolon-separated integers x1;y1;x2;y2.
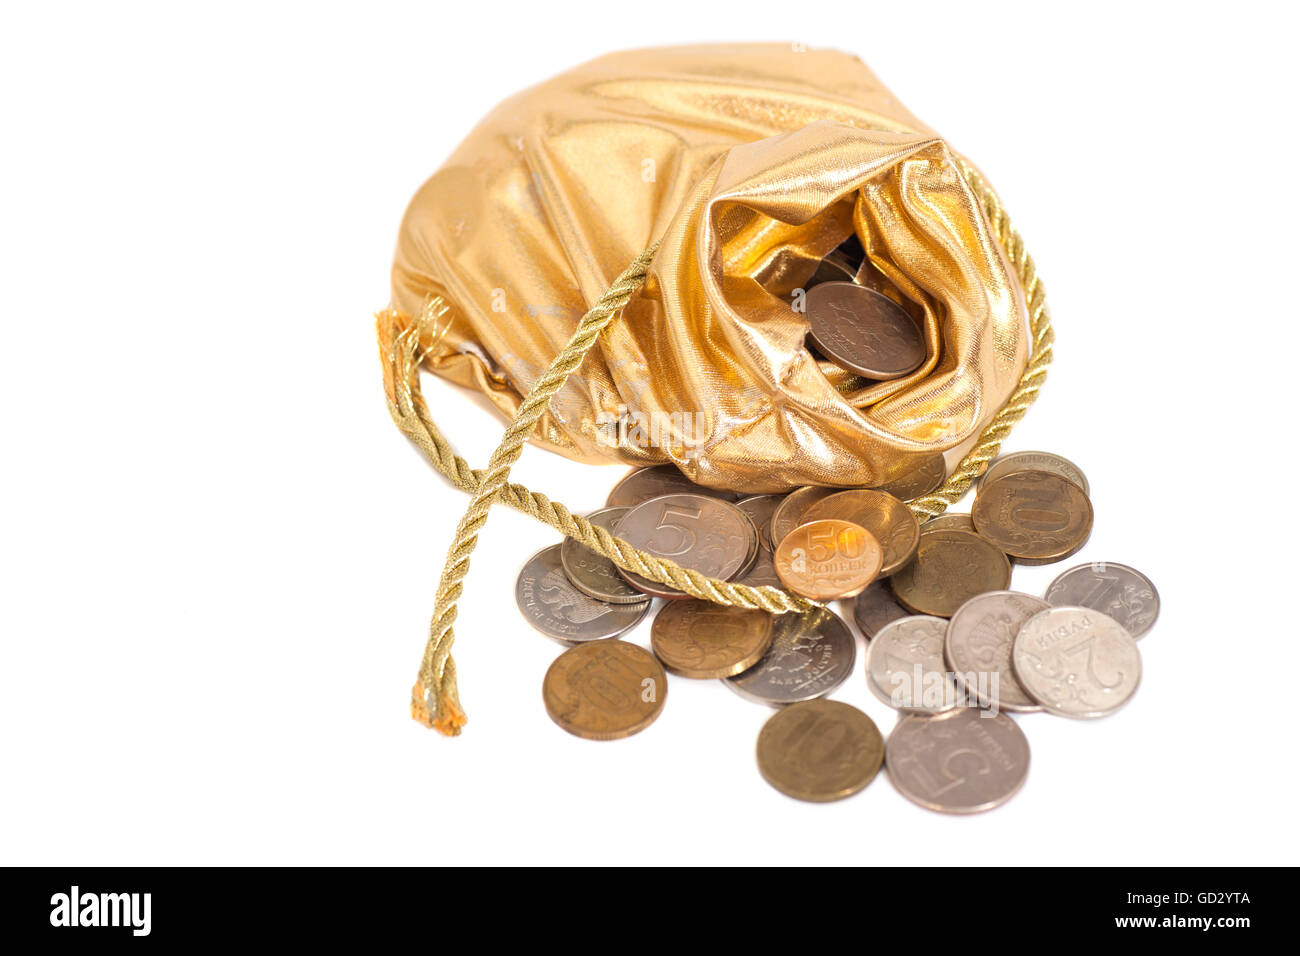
378;44;1053;733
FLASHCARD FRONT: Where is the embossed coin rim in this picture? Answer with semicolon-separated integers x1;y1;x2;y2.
724;608;857;706
972;471;1094;564
889;528;1013;618
614;492;756;599
559;506;651;605
774;518;883;600
804;281;926;379
865;615;961;715
801;488;920;576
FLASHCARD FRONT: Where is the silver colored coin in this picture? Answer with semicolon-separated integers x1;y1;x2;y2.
1012;606;1142;718
1044;562;1160;638
866;616;960;714
978;450;1089;496
945;591;1049;713
614;493;755;599
851;579;913;639
725;607;855;705
559;507;647;605
886;708;1030;814
606;464;740;508
515;545;649;644
736;495;784;551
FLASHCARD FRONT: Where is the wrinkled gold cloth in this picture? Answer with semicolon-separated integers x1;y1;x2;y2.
391;44;1028;493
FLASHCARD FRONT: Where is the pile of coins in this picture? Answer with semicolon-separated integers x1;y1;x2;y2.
518;448;1158;812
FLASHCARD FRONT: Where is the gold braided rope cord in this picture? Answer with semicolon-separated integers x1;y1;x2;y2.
378;159;1053;736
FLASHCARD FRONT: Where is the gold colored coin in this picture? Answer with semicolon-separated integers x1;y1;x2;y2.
774;519;883;600
756;699;884;802
871;454;946;501
920;512;974;534
542;639;667;740
802;489;920;575
650;600;774;679
889;529;1011;617
972;471;1093;565
769;486;840;546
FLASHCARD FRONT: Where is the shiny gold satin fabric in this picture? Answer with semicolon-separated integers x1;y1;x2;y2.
390;44;1028;493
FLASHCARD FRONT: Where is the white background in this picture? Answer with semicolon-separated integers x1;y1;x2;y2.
3;1;1296;865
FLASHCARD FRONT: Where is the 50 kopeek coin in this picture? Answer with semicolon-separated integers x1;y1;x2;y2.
1044;562;1160;638
774;519;883;600
516;546;649;643
1012;606;1142;718
757;700;884;802
543;639;667;740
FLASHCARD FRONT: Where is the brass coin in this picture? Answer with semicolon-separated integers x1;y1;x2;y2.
542;639;667;740
851;579;913;639
650;600;774;679
871;454;946;501
921;512;974;534
756;700;884;803
769;486;840;546
606;464;740;508
614;493;755;599
804;281;925;380
972;471;1093;566
736;494;784;551
774;519;883;601
890;529;1012;617
802;489;920;575
978;450;1090;496
559;507;648;605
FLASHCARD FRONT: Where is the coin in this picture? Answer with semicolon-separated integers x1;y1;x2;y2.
606;464;740;508
1012;606;1142;718
803;254;857;290
516;546;649;643
973;471;1093;565
736;546;783;589
921;512;974;534
866;615;960;714
802;489;920;575
945;591;1049;712
805;281;925;380
614;493;755;599
559;507;647;605
979;450;1089;496
725;607;855;705
774;519;883;600
889;529;1011;617
769;485;840;545
756;700;884;802
542;639;667;740
872;454;946;501
736;495;784;551
1044;562;1160;638
851;579;913;639
886;708;1030;814
650;600;774;679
